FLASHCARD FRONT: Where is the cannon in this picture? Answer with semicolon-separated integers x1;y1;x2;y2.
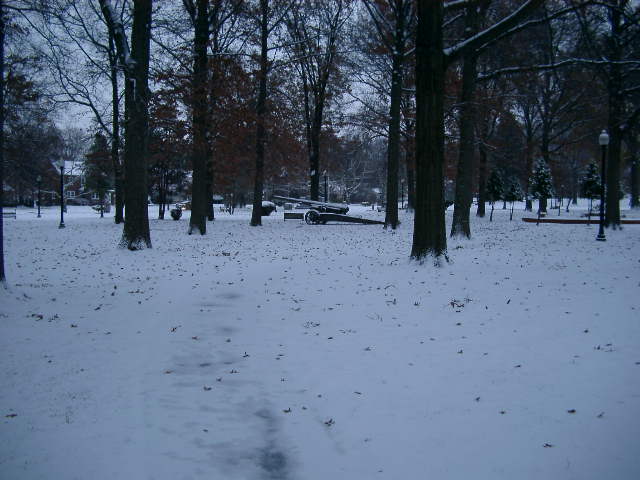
271;195;349;214
271;195;384;225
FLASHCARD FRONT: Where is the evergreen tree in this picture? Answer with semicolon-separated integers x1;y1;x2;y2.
581;162;601;216
85;132;113;218
529;159;554;215
486;169;503;222
504;179;523;221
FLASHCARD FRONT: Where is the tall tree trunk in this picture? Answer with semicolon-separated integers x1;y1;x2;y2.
108;30;124;224
539;196;547;213
100;0;153;249
524;126;534;211
604;0;626;230
412;0;446;261
158;170;165;219
120;0;152;249
250;0;268;227
476;142;487;217
206;172;214;221
539;127;552;214
630;135;639;208
0;2;6;284
605;1;623;228
309;113;322;201
406;149;415;211
384;3;405;230
451;5;478;238
300;67;316;200
401;92;415;212
189;0;210;235
206;63;216;222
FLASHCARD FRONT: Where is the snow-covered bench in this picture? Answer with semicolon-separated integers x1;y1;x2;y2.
284;212;304;221
2;207;16;219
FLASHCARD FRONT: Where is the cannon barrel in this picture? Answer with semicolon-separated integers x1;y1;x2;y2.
271;195;349;214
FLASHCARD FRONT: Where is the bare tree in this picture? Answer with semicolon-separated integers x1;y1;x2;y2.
183;0;209;235
100;0;152;249
572;0;640;227
362;0;414;229
285;0;351;201
450;0;490;238
412;0;544;261
1;0;7;284
25;1;127;223
249;0;289;226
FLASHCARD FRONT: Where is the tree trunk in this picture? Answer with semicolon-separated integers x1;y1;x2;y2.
206;166;214;221
630;144;639;209
299;64;315;198
206;62;218;222
539;128;552;214
412;0;446;261
308;74;330;202
476;143;487;217
114;172;124;222
524;132;534;211
108;30;124;224
0;3;6;284
119;0;152;249
250;0;268;227
189;0;210;235
450;8;478;238
309;116;322;201
158;170;165;219
539;197;547;213
406;150;415;211
384;2;405;230
605;2;623;228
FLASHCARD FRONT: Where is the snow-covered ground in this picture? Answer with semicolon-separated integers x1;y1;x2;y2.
1;202;639;480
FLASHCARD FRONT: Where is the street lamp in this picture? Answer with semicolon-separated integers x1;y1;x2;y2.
597;129;609;241
36;175;42;218
55;159;65;229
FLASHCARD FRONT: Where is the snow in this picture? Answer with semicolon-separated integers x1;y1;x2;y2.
1;202;639;480
101;0;134;71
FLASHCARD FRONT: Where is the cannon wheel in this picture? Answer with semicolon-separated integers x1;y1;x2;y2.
304;210;321;225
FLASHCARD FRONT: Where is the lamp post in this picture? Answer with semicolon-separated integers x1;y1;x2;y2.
401;179;405;209
597;129;609;241
36;175;41;218
56;159;65;229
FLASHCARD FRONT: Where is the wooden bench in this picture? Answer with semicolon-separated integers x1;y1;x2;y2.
284;212;304;221
522;217;640;225
2;208;16;219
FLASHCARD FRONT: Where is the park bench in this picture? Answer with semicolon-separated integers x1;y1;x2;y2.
2;207;16;219
284;212;304;221
522;217;640;225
